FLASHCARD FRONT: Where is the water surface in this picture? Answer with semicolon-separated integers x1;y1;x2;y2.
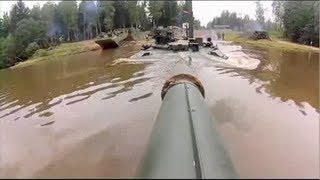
0;40;318;178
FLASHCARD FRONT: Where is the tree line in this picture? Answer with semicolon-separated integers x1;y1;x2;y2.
206;2;278;32
206;1;319;47
272;1;319;46
206;11;266;31
0;0;194;69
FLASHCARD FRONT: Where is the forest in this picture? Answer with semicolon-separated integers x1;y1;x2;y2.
0;0;319;69
0;0;194;68
206;1;319;46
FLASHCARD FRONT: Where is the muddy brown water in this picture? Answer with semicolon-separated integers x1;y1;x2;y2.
0;41;319;178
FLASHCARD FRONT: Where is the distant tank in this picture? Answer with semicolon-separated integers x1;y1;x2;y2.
251;30;270;40
95;29;130;49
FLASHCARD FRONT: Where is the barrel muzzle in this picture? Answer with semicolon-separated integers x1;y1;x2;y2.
161;73;205;100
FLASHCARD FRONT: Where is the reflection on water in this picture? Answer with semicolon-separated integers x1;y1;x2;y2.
0;42;159;178
215;46;319;111
0;39;318;178
199;45;319;178
254;48;319;110
0;43;145;119
211;98;249;131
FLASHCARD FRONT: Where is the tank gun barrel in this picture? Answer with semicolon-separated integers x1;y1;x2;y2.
138;61;237;178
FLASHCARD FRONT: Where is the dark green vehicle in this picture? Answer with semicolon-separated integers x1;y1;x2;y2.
138;62;237;179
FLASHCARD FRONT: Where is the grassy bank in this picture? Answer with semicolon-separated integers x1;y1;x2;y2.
225;31;319;53
12;30;150;69
12;40;101;68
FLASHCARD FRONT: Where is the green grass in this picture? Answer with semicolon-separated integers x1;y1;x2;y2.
12;30;149;69
225;31;319;53
268;30;284;39
268;30;292;42
31;41;100;60
12;40;100;68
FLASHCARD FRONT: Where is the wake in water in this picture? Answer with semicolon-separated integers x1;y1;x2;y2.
193;30;260;70
204;41;261;70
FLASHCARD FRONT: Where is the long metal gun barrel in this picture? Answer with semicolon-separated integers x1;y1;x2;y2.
138;61;237;178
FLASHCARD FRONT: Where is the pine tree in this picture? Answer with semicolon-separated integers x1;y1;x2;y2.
9;0;30;32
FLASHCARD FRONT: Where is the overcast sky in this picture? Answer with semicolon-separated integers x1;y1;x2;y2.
0;0;274;26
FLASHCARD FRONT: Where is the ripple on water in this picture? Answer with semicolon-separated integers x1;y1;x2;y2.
0;100;34;119
0;37;318;178
23;98;63;119
128;93;153;102
39;111;54;118
65;95;91;106
0;44;148;121
209;46;319;111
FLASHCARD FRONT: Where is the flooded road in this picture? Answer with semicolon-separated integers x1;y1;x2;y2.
0;40;319;178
